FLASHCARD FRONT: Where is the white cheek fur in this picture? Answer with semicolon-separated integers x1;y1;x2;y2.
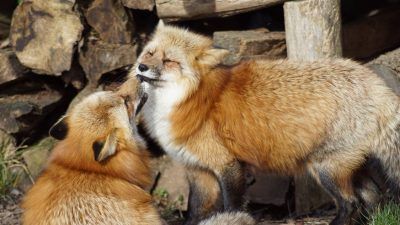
141;76;200;166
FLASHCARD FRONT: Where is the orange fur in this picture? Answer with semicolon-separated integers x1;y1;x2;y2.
133;23;400;225
22;87;162;225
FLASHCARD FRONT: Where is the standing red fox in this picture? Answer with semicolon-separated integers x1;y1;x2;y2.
22;79;163;225
132;21;400;225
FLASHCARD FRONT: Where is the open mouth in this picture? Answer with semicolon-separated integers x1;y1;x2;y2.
136;74;162;85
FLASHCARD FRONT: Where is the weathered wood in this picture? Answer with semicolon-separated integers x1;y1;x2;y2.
343;7;400;60
213;29;286;65
122;0;155;11
156;0;286;21
10;0;83;75
284;0;342;214
284;0;342;60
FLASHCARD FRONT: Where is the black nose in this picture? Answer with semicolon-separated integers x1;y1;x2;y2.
138;64;149;72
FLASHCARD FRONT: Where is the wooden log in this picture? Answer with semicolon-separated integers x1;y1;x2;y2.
283;0;342;215
156;0;286;21
343;7;400;60
284;0;342;60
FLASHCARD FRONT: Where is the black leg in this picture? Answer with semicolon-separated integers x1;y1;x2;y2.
317;171;356;225
216;160;246;211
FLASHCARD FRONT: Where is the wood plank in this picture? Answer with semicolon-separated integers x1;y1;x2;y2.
156;0;285;21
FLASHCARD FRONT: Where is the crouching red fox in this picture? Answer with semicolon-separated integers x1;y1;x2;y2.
132;21;400;225
22;78;256;225
22;78;163;225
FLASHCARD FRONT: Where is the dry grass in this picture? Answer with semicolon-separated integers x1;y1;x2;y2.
0;135;29;199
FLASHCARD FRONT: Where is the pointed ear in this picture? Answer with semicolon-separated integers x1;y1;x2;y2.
198;48;229;67
93;129;118;162
49;115;68;140
156;19;165;30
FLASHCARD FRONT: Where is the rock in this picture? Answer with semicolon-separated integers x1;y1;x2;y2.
213;29;286;66
0;76;64;135
60;57;86;90
367;47;400;95
0;129;17;153
17;137;56;191
79;39;137;86
0;15;11;40
0;49;27;85
368;47;400;74
122;0;155;11
151;156;189;211
85;0;135;44
10;0;83;75
368;65;400;96
0;102;34;134
22;137;55;178
245;172;290;206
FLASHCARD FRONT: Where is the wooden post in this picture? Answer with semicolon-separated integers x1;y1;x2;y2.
284;0;342;60
283;0;343;215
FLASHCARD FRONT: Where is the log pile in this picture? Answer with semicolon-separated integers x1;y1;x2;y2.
1;0;400;222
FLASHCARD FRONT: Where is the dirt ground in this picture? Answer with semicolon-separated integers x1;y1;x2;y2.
0;189;23;225
0;188;334;225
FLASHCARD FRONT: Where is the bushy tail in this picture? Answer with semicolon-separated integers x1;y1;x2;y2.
198;212;256;225
371;115;400;199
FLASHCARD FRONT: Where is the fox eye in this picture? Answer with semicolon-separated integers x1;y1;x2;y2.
163;58;179;64
147;51;154;56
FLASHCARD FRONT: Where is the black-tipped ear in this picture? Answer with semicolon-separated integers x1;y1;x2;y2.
93;141;105;162
49;116;68;140
93;129;118;162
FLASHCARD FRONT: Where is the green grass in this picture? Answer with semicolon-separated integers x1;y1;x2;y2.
0;135;28;198
368;202;400;225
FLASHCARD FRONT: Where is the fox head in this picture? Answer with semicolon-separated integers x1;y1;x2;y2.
48;78;152;186
133;21;229;91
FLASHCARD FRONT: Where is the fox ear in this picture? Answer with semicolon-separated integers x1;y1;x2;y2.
93;129;118;162
49;115;68;140
156;19;165;30
198;48;229;67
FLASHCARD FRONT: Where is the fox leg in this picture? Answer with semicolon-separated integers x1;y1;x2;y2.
353;164;382;210
214;160;247;211
188;128;247;212
309;164;359;225
185;168;223;225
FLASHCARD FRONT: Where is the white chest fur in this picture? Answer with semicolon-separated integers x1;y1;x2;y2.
141;82;199;165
